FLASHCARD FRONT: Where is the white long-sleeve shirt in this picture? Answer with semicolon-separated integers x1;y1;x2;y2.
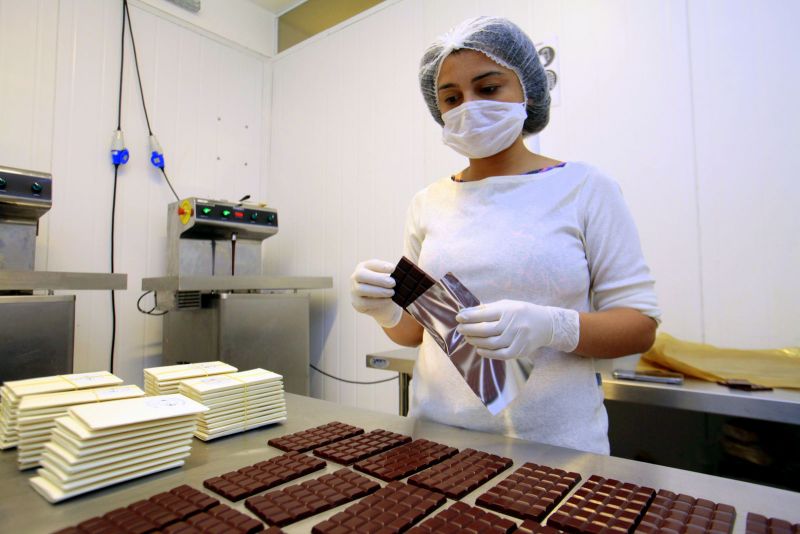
403;161;660;454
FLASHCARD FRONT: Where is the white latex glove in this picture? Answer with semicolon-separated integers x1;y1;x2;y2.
350;259;403;328
455;299;580;360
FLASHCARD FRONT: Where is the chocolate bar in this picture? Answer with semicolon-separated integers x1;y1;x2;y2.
160;503;263;533
267;421;364;452
408;448;513;499
313;428;411;465
548;475;655;533
244;468;380;527
390;256;436;308
204;451;326;501
51;485;229;534
637;489;736;533
311;480;446;533
353;438;458;481
406;501;517;533
746;512;800;534
518;521;564;533
475;462;581;521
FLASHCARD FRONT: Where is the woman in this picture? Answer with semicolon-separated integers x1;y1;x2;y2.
350;17;660;454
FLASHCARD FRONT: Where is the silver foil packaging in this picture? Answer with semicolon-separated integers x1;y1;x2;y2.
391;257;532;415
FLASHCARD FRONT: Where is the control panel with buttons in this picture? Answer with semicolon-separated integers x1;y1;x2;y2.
0;166;53;221
171;197;279;242
0;166;53;202
194;200;278;228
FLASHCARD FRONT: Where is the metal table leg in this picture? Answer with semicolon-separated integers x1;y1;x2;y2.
398;372;411;416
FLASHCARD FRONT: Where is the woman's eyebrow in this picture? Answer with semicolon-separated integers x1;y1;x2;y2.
438;71;505;91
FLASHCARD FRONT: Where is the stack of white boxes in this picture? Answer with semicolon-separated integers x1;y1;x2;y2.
179;368;286;441
0;372;124;450
143;362;237;395
30;394;208;503
16;385;145;470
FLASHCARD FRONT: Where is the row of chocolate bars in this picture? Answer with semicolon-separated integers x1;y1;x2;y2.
53;420;795;533
0;362;286;503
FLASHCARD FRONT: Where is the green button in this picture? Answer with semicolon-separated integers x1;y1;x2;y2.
250;213;258;221
202;207;212;215
31;182;43;193
222;209;231;217
0;177;6;188
267;213;276;223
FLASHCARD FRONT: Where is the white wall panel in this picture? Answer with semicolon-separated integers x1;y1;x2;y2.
531;0;703;341
1;0;271;383
136;0;277;57
688;0;800;347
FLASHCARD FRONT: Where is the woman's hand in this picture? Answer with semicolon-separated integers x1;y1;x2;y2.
350;259;403;328
456;300;579;360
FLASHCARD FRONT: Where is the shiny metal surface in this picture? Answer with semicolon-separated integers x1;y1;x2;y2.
366;348;800;425
141;275;332;292
0;393;797;533
0;222;37;270
163;293;311;395
166;197;278;278
0;270;127;291
406;272;531;416
0;295;74;382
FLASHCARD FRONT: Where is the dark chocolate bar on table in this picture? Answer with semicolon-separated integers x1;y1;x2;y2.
353;438;458;482
204;451;326;501
547;474;655;533
636;489;736;533
313;428;411;465
406;501;517;534
408;448;513;500
51;485;257;534
745;512;799;534
267;421;364;452
475;462;581;521
244;467;379;527
517;521;565;533
312;480;446;533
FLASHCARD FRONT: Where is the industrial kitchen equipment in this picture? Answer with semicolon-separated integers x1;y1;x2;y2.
142;198;331;395
0;165;126;382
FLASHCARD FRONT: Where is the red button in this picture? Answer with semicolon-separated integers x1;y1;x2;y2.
234;211;244;218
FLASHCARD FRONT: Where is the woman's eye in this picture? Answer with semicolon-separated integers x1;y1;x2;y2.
443;95;459;105
480;85;499;95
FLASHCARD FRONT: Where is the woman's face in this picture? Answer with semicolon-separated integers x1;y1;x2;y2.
436;49;525;114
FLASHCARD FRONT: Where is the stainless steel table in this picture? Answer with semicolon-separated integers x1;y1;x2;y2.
1;393;798;533
366;348;800;424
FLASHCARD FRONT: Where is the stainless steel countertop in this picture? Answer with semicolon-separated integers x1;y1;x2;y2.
366;348;800;425
1;393;798;533
0;270;127;290
141;275;332;292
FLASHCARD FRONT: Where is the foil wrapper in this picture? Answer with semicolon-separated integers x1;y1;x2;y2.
406;272;533;415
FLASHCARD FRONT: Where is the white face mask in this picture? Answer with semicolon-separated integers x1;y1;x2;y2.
441;100;527;159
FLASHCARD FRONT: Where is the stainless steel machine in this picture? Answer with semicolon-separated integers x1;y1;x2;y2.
142;198;331;395
0;165;126;382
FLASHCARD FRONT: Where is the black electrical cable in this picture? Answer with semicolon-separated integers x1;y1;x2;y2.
159;167;180;202
124;0;180;202
309;364;398;385
136;290;167;316
123;0;152;135
109;1;127;374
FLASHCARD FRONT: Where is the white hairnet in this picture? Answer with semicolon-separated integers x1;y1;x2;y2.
419;16;550;136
